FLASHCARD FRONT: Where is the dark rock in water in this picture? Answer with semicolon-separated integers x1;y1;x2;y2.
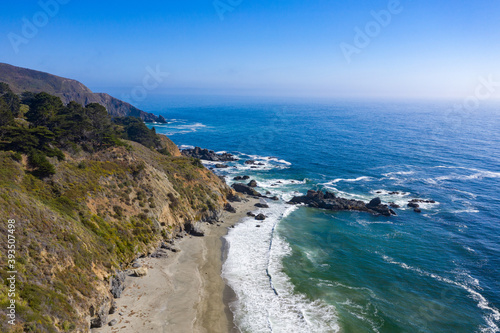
224;203;237;213
245;160;256;165
227;194;242;202
414;208;422;213
248;180;258;187
215;164;229;169
182;147;237;161
269;196;279;201
247;212;256;217
234;175;250;181
110;271;127;298
257;162;265;165
108;319;118;327
408;202;420;208
232;183;262;197
255;214;266;221
255;203;269;208
251;166;258;169
288;190;396;217
376;191;382;194
256;225;261;227
266;191;271;195
367;197;382;208
410;199;436;204
389;202;401;208
389;191;401;195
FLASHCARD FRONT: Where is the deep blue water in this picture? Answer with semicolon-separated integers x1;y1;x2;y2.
146;97;500;333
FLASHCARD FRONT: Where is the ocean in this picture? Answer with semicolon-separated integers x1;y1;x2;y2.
146;96;500;333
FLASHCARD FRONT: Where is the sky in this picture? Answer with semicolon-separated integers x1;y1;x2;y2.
1;0;500;100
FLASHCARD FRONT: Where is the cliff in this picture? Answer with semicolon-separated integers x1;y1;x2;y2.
0;63;166;123
0;141;232;332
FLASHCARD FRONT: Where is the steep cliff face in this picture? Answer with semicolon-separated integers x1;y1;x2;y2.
0;63;166;123
0;141;231;332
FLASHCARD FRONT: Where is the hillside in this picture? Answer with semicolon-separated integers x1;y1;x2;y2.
0;63;166;123
0;86;233;332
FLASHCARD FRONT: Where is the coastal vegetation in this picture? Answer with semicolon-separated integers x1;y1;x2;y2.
0;83;231;332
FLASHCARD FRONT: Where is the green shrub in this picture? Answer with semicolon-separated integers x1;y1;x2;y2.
28;152;56;178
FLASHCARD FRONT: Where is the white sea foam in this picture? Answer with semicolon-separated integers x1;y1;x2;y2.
327;176;373;184
381;255;500;333
223;204;340;333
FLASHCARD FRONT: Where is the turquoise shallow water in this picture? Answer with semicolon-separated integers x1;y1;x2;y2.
147;97;500;333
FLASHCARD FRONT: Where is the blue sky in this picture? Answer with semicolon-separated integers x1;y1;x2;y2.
1;0;500;99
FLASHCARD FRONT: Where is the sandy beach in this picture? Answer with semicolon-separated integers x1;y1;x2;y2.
94;196;258;333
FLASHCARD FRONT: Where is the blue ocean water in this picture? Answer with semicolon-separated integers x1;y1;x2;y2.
146;97;500;333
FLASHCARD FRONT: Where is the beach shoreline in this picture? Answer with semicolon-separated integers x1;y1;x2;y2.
93;195;258;333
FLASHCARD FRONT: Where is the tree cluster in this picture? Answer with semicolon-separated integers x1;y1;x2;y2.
0;84;167;178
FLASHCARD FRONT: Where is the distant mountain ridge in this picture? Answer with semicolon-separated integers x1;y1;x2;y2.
0;63;167;123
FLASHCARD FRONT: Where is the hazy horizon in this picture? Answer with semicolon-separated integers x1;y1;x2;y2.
2;0;500;100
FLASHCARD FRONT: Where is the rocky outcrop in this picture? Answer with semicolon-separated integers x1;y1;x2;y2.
288;190;396;217
110;272;127;298
181;147;237;161
255;214;266;221
224;203;237;213
232;183;262;197
248;180;258;187
234;175;250;181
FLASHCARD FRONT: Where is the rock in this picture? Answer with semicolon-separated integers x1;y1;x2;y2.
288;190;396;217
389;191;400;195
150;249;169;258
227;194;242;202
367;197;382;208
108;319;118;327
182;147;237;161
109;302;117;315
245;160;256;165
248;180;258;187
255;214;266;221
215;164;229;169
408;202;420;208
256;225;261;227
224;203;237;213
251;166;258;169
266;191;271;195
389;202;401;208
414;208;422;213
255;203;269;208
247;212;256;217
90;304;109;329
133;267;148;277
269;196;279;201
110;271;127;298
132;263;141;268
234;175;250;181
232;183;262;197
186;222;205;237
